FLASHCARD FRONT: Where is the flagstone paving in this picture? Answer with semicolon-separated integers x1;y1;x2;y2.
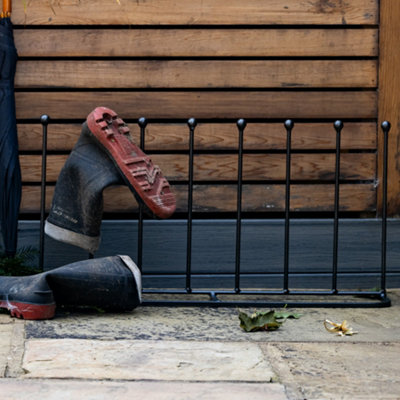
0;290;400;399
0;379;288;400
22;339;275;382
24;293;400;342
262;342;400;399
0;318;13;377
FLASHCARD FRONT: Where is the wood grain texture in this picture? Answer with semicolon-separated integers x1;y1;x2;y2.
14;29;378;58
378;0;400;216
18;122;377;152
11;0;378;25
11;0;381;220
16;60;377;89
19;153;376;183
15;91;377;120
20;183;376;213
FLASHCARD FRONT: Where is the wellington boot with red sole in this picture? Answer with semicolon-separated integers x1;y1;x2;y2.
87;106;176;219
0;255;141;320
45;122;125;253
45;106;176;253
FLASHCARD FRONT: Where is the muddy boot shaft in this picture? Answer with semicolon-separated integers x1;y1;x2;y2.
47;255;141;311
45;123;124;253
0;256;141;320
46;106;176;253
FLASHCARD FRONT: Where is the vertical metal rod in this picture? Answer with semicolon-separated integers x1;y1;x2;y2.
137;117;147;272
332;120;343;293
186;118;197;293
380;121;391;295
235;119;246;293
39;115;49;271
283;120;294;293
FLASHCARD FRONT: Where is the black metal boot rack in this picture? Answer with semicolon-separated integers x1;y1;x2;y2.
37;116;392;308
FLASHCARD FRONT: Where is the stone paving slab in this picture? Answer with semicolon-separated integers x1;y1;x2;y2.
25;290;400;343
0;379;288;400
22;339;275;382
5;320;26;378
262;342;400;400
2;291;400;400
0;314;13;324
0;323;13;377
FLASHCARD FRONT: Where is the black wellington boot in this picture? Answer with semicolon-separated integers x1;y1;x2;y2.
45;106;176;253
0;255;141;320
45;120;124;253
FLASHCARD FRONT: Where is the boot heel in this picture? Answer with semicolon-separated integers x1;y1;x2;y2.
1;301;56;320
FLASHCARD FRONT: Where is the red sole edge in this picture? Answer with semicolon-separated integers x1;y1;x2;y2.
87;106;176;219
0;300;56;320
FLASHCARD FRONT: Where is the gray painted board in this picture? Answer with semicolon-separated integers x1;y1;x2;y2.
16;219;400;289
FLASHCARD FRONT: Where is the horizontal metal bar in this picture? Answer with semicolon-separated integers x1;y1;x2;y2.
143;288;387;297
142;272;393;278
142;297;391;308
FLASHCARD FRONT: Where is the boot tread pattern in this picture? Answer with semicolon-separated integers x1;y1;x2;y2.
87;107;176;218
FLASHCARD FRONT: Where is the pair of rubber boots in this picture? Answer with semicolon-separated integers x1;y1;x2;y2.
0;107;176;319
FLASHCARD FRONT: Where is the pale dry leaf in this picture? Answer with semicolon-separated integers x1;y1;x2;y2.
324;319;358;336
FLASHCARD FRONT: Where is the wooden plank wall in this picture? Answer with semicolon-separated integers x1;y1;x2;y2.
12;0;380;216
378;0;400;216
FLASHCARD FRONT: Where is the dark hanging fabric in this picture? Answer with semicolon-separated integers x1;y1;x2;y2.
0;17;21;256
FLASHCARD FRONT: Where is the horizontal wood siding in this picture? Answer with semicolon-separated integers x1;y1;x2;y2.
15;29;378;57
20;153;376;182
13;0;379;216
18;123;377;151
21;184;376;213
12;0;378;25
16;60;378;89
16;91;377;120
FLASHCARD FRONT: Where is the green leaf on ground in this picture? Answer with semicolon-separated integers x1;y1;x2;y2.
274;311;302;320
239;309;302;332
239;310;281;332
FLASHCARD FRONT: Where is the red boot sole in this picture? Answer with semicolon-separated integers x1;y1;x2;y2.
87;107;176;219
0;300;56;320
